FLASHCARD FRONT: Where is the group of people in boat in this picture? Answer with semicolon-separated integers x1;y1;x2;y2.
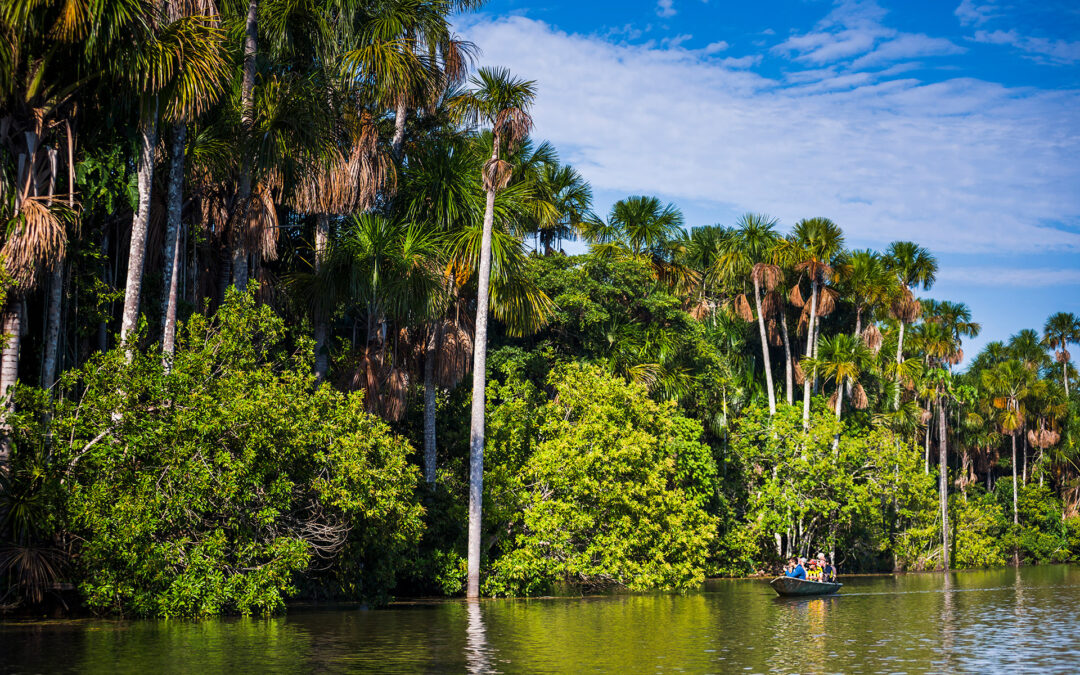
783;553;836;583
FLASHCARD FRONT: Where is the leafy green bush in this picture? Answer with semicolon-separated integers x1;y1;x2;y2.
484;363;718;595
20;290;423;616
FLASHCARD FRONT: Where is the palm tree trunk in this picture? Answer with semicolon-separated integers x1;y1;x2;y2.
938;396;949;570
753;277;776;415
392;101;407;159
162;124;186;366
120;96;159;352
893;320;907;410
467;143;500;600
313;214;330;381
780;310;794;405
924;417;931;474
832;381;843;450
802;278;819;428
1;300;22;467
232;0;259;292
1011;431;1018;526
854;307;862;339
1063;361;1069;398
1022;425;1028;484
423;323;438;484
41;263;64;389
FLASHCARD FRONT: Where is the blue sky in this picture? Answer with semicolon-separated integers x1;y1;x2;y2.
454;0;1080;363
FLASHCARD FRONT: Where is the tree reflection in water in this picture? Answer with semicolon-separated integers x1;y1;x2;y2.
465;600;494;674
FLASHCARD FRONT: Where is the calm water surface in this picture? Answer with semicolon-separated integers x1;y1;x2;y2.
4;566;1080;674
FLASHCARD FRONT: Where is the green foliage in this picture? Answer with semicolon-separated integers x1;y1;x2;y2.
13;290;423;617
484;363;718;595
729;402;934;572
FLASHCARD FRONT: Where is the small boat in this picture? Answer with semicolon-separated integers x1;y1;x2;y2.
770;576;842;597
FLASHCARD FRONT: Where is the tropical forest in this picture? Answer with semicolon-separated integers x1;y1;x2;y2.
2;0;1079;620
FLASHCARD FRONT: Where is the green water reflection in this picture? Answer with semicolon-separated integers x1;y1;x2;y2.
4;566;1080;674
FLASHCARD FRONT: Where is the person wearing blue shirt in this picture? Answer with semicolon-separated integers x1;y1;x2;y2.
783;556;806;579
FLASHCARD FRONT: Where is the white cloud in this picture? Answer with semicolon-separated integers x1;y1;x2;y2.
972;29;1080;65
718;55;762;69
703;40;729;54
955;0;1000;27
656;0;676;18
665;33;693;49
939;267;1080;287
455;15;1080;255
849;34;965;68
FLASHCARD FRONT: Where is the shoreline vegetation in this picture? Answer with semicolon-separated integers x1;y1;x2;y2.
1;2;1078;618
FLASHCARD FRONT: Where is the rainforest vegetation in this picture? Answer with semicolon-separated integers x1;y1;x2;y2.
1;0;1079;617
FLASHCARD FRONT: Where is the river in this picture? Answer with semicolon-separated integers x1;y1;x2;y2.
4;566;1080;674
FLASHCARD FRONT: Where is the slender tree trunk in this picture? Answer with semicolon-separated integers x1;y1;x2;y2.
467;141;501;600
938;396;949;570
391;100;407;160
894;319;907;410
854;307;862;339
120;97;159;351
1;300;22;467
1064;361;1069;398
313;214;330;381
802;278;819;428
753;277;775;415
232;0;258;292
832;380;843;450
780;310;794;405
924;417;931;474
1022;426;1028;484
41;263;64;389
1011;431;1019;526
162;124;186;366
423;323;438;484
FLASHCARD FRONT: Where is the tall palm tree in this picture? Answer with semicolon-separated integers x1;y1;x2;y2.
715;213;780;415
884;241;937;409
804;333;870;449
118;5;228;350
918;319;958;569
450;66;536;599
529;162;591;255
923;300;980;370
1043;312;1079;397
982;359;1032;536
790;217;845;427
837;249;895;346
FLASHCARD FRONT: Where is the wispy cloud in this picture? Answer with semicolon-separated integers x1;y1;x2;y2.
939;267;1080;287
972;29;1080;65
656;0;676;19
774;0;962;69
954;0;1001;27
455;15;1080;255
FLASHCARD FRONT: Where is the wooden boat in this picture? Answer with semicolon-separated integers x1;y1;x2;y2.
770;576;842;597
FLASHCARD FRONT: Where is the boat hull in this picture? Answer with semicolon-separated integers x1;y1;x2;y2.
770;576;842;597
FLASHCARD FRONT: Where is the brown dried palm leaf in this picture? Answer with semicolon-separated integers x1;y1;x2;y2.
243;184;279;260
1;197;68;288
947;348;964;366
828;390;838;409
861;323;883;353
816;286;838;316
789;282;805;308
435;319;473;389
1057;349;1071;363
688;299;712;321
734;293;754;322
760;290;781;318
751;263;783;291
380;368;409;421
767;318;782;346
494;107;533;146
920;407;932;425
890;288;921;323
794;361;806;385
482;158;513;191
852;382;869;410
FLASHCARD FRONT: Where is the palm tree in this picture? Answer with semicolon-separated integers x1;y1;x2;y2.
884;241;937;409
804;333;870;449
837;249;895;346
982;359;1032;536
529;162;592;255
790;217;845;427
917;318;958;569
118;6;228;350
1043;312;1079;397
450;66;536;599
716;214;780;415
923;300;980;370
